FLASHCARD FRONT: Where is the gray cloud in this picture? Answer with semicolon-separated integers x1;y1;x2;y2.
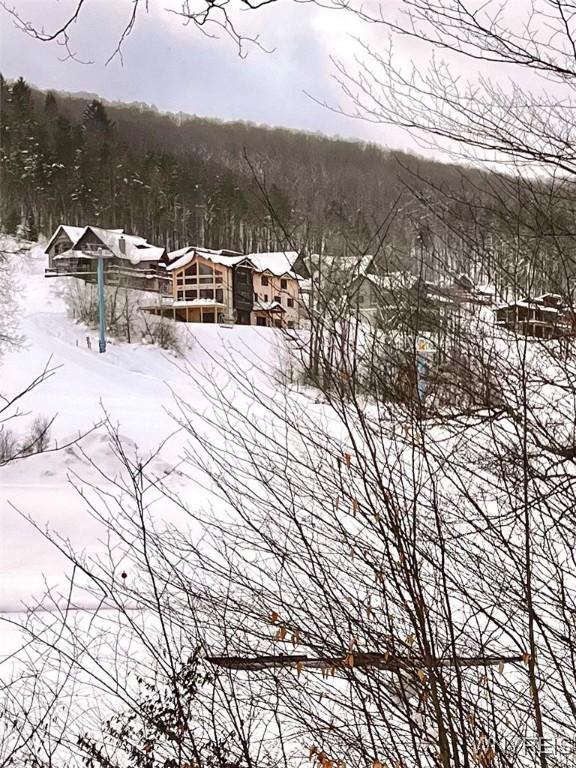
0;0;427;150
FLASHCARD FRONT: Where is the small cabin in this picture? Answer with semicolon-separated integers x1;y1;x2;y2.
495;298;564;339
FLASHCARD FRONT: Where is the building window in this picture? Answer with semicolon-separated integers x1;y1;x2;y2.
254;292;258;302
274;295;281;304
177;260;227;304
287;320;295;329
177;289;198;302
257;316;267;327
263;294;268;302
203;312;215;324
274;319;283;328
287;298;294;308
280;279;287;290
261;275;269;286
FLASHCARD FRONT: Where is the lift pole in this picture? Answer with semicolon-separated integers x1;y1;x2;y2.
97;256;106;353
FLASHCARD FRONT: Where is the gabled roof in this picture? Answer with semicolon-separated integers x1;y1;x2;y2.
75;226;165;265
166;246;245;272
44;225;85;254
45;225;166;265
495;299;560;314
245;251;299;278
533;293;563;305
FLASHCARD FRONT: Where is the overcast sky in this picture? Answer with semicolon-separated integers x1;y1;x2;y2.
0;0;434;152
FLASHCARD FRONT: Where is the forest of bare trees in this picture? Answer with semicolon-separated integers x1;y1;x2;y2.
3;74;576;303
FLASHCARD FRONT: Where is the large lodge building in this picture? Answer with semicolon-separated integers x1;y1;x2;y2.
44;225;302;329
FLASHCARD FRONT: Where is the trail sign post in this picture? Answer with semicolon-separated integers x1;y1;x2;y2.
416;338;433;402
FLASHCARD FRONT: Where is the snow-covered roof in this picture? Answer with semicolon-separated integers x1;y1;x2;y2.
44;225;85;254
46;225;166;265
166;246;245;272
495;300;560;314
254;300;285;313
80;226;165;265
306;252;375;279
245;251;299;278
533;293;563;304
366;272;418;291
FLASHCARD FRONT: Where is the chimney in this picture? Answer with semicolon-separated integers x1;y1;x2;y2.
119;235;126;255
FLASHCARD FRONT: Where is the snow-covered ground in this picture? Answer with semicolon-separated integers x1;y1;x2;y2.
0;243;289;635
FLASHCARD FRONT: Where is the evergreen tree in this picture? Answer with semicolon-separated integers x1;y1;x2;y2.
82;100;114;136
44;91;58;118
10;77;33;115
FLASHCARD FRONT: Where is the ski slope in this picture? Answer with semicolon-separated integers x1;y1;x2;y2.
0;243;288;626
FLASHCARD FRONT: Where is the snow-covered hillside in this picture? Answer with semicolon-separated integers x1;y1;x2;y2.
0;243;288;621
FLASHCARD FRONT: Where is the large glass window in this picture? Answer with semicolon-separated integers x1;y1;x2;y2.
176;289;197;301
176;259;226;303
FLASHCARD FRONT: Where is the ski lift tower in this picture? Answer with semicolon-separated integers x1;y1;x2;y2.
83;244;112;353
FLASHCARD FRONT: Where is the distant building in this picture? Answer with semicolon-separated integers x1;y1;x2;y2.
153;247;302;327
246;251;300;329
164;246;252;324
294;252;377;319
494;294;574;338
44;225;169;293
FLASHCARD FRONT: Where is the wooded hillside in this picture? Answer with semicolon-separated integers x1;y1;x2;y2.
2;75;574;295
